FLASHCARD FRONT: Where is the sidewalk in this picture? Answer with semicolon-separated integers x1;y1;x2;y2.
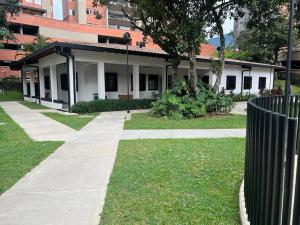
0;112;126;225
0;102;76;141
122;128;246;140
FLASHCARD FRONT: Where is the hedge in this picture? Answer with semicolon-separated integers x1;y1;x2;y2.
71;99;155;113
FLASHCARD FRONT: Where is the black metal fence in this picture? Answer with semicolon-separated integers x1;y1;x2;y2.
245;96;300;225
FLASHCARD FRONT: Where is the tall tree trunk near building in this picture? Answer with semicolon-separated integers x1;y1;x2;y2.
213;17;225;93
189;49;197;92
171;57;180;81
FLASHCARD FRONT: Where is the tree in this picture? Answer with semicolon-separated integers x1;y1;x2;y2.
0;0;19;44
237;0;289;64
15;35;50;59
93;0;206;91
202;0;246;92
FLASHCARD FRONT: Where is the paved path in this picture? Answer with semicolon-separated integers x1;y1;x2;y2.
0;102;76;141
232;101;247;115
0;111;126;225
122;128;246;140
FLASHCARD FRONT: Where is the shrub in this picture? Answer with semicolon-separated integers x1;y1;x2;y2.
259;87;283;96
151;80;235;119
71;99;154;113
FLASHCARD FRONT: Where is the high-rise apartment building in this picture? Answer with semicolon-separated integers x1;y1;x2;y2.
2;0;214;78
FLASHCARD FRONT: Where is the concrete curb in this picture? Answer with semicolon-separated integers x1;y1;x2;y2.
239;180;250;225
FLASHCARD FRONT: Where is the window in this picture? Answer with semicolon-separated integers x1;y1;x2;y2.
139;74;146;91
243;76;252;90
93;9;98;16
60;74;68;91
183;75;189;83
226;76;236;90
168;75;173;89
201;76;209;85
3;44;20;50
22;25;39;35
86;8;91;15
259;77;267;90
44;76;50;90
69;10;75;16
35;0;42;5
105;73;118;92
148;75;159;91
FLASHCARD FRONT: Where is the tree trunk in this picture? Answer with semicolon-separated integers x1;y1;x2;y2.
189;49;197;92
171;57;180;81
213;23;225;93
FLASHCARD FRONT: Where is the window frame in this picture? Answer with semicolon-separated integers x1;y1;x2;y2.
259;77;267;90
243;76;252;90
105;73;118;92
226;76;236;90
148;74;159;91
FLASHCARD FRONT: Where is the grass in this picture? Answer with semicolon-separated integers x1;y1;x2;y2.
275;79;300;95
0;91;23;101
42;112;99;130
100;138;245;225
0;107;63;194
124;113;246;129
20;101;49;109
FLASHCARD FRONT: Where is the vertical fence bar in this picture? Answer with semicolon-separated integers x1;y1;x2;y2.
285;118;298;225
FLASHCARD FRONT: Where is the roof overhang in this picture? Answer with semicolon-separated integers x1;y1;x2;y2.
11;41;286;71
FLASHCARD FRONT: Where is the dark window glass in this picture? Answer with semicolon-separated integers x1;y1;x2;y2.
3;44;20;50
139;74;146;91
60;74;68;91
226;76;236;90
201;76;209;85
183;75;189;83
27;83;31;96
22;25;39;35
131;74;133;91
76;73;78;91
105;73;118;92
168;75;173;89
148;75;159;90
259;77;267;89
44;75;50;90
244;76;252;90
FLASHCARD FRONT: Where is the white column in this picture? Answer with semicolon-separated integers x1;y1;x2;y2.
133;64;139;99
162;67;166;91
39;68;45;98
50;65;58;102
69;57;75;106
30;74;35;97
97;62;105;100
22;72;27;96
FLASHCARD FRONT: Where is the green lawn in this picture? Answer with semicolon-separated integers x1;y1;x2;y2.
100;138;245;225
20;101;49;109
0;91;23;101
0;107;62;194
275;79;300;95
42;112;98;130
124;113;246;129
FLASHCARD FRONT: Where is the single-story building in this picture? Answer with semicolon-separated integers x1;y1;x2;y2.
11;41;285;111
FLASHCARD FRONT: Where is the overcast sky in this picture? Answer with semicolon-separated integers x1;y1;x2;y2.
223;18;234;34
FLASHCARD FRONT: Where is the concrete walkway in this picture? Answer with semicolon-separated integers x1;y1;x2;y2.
0;102;76;141
0;111;126;225
232;101;247;115
122;128;246;140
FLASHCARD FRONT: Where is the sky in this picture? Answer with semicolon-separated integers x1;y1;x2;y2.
223;18;234;34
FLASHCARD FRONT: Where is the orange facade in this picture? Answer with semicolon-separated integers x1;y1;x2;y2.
0;0;216;78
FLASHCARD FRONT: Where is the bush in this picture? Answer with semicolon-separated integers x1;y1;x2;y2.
259;87;283;96
71;99;154;113
151;81;234;120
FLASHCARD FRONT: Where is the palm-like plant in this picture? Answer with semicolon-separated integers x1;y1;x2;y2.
15;35;51;59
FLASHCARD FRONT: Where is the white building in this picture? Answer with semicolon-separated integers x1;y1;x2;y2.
11;42;284;111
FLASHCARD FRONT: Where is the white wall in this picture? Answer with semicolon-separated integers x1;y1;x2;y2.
221;65;274;95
